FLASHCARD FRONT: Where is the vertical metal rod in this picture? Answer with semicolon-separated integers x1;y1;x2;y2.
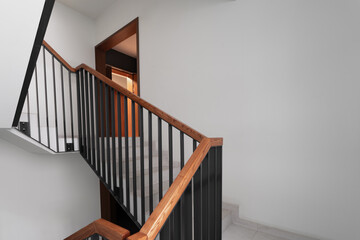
124;96;130;207
209;148;216;240
111;88;116;191
158;117;163;200
148;111;153;213
215;146;222;240
180;132;184;168
90;74;96;167
95;78;101;175
139;106;145;224
26;93;30;136
60;65;67;150
193;139;197;152
169;124;173;184
43;47;50;148
181;181;193;240
35;64;41;142
131;100;137;220
117;92;123;203
76;71;82;153
85;71;91;162
105;85;111;187
80;70;87;157
68;71;75;145
202;154;209;239
100;82;106;179
52;56;59;152
194;163;203;240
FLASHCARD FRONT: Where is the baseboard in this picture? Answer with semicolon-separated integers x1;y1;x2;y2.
222;202;321;240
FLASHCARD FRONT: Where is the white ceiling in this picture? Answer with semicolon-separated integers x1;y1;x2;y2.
57;0;117;19
113;34;137;58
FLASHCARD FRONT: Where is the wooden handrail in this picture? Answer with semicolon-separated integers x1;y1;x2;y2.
42;41;206;142
64;218;130;240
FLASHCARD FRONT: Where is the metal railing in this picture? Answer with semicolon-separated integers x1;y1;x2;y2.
15;43;78;153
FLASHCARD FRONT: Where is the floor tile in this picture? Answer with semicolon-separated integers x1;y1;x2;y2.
223;224;257;240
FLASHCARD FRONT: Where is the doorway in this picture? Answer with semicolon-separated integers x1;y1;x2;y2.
95;18;140;227
95;18;139;138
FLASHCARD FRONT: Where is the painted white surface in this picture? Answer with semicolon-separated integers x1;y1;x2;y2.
45;1;96;68
113;34;137;58
95;1;360;239
0;135;100;239
0;0;45;128
57;0;116;19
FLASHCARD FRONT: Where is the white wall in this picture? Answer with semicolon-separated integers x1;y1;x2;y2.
0;2;101;239
0;137;100;239
45;1;96;68
95;0;360;239
0;0;45;128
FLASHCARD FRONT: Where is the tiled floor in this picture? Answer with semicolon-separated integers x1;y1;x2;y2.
223;224;288;240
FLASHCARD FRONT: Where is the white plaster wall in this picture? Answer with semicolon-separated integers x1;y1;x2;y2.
0;0;45;128
95;0;360;239
45;1;96;68
0;137;100;239
0;2;100;238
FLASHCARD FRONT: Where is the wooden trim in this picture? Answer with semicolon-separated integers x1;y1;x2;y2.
138;138;212;240
42;40;76;72
127;232;148;240
74;64;206;142
65;219;130;240
210;137;223;147
64;222;96;240
112;67;134;79
95;18;138;52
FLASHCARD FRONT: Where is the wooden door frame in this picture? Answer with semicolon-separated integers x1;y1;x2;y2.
95;17;140;95
95;17;140;225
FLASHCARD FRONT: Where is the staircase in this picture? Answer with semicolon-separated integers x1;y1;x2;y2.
13;40;223;240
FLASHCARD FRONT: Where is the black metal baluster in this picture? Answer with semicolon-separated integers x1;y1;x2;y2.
158;117;163;200
148;112;153;213
26;93;30;136
68;71;75;146
139;106;145;224
85;71;91;162
124;96;130;207
60;65;67;151
52;56;59;152
168;124;174;240
43;47;50;148
181;181;193;240
111;88;116;191
131;100;137;220
90;75;96;168
178;131;185;240
209;147;216;240
202;154;209;240
215;146;222;240
35;64;41;142
169;124;173;184
105;85;111;187
76;71;82;153
100;82;106;179
80;70;87;157
117;92;123;203
180;132;184;168
194;162;203;240
95;78;101;175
